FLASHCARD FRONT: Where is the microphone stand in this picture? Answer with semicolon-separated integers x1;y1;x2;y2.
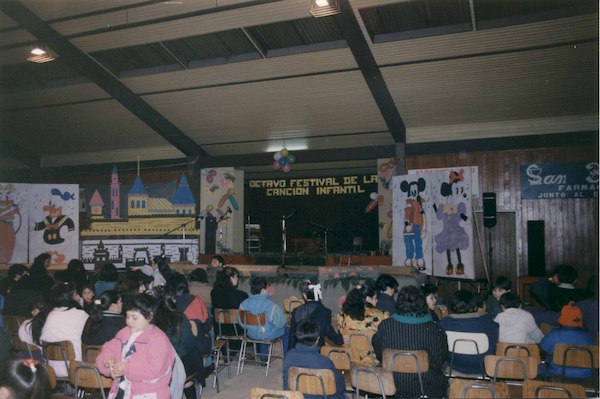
281;210;296;268
163;217;202;261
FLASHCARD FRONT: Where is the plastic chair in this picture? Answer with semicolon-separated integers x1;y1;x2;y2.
250;386;305;399
448;378;509;398
238;310;283;377
382;348;429;398
68;360;112;399
350;365;396;399
522;379;586;398
287;366;337;397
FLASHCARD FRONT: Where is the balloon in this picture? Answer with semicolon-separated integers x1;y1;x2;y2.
229;195;239;210
278;157;287;166
365;199;378;213
218;194;229;208
206;176;213;183
208;169;217;176
378;195;384;205
282;164;291;173
220;178;228;186
227;188;235;196
369;192;378;200
287;154;296;164
273;152;282;161
280;148;289;157
206;204;213;212
273;160;281;170
378;163;388;173
201;169;208;176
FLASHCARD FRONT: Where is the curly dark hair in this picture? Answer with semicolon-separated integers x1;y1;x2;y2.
213;266;239;290
342;280;377;321
395;285;428;316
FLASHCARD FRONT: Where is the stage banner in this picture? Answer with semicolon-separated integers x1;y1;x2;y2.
0;183;29;264
29;184;79;264
520;162;599;199
391;174;433;273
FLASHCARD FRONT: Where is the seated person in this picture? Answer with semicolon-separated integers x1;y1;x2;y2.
421;283;447;321
82;290;126;346
372;285;448;399
438;290;498;375
487;275;511;319
494;292;543;344
530;264;587;312
283;319;346;399
374;274;398;315
0;358;52;399
239;277;286;359
288;279;343;351
540;301;595;378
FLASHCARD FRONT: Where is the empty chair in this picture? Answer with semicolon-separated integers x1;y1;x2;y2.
42;340;76;381
551;343;599;395
382;349;429;398
250;386;305;399
82;344;103;364
350;365;395;399
287;366;337;398
448;378;509;399
68;360;112;399
496;342;541;363
484;355;539;381
522;379;586;398
238;310;284;377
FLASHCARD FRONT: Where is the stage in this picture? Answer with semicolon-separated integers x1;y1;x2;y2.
198;253;393;267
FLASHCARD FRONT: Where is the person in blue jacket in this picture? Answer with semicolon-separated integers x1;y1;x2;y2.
239;277;286;359
540;301;595;378
283;318;347;399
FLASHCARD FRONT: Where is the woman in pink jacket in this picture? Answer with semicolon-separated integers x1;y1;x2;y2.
96;293;175;399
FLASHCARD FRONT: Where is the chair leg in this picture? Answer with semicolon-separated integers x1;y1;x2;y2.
212;346;221;391
265;342;274;377
236;340;246;376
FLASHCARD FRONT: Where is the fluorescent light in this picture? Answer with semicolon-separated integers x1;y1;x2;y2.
315;0;329;6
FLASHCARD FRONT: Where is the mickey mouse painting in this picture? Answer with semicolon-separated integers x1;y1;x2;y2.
433;170;469;275
400;177;427;270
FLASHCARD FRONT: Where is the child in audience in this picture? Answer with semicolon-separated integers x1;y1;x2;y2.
540;301;594;378
283;319;346;399
188;268;212;311
0;358;52;399
82;290;125;346
75;283;95;313
96;293;175;399
239;277;286;360
422;283;447;321
531;264;587;311
374;274;398;315
288;278;343;351
494;292;543;343
487;275;511;318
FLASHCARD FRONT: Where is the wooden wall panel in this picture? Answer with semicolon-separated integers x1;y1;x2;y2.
408;146;599;287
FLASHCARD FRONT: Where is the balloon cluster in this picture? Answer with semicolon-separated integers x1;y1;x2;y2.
272;148;296;173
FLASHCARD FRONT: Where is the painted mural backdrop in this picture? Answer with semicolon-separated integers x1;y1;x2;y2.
392;167;476;279
0;183;29;263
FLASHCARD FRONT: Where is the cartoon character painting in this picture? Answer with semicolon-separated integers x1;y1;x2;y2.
0;184;21;263
400;178;427;270
34;189;76;245
433;169;469;276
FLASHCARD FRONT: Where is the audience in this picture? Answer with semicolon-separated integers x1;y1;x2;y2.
188;268;212;311
494;292;543;344
82;290;125;346
421;283;447;321
27;253;54;299
540;301;595;378
283;319;346;399
288;278;343;351
531;264;587;312
211;266;248;344
74;283;95;313
374;274;398;314
206;255;225;284
337;281;389;334
96;293;175;399
94;263;119;296
53;259;88;288
438;289;498;375
372;285;448;398
0;264;28;297
487;275;511;319
0;358;52;399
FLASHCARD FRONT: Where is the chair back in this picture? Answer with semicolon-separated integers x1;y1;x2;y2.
484;355;538;381
283;297;304;314
250;387;305;399
3;315;34;352
341;329;374;353
350;365;395;398
213;308;241;337
82;344;102;364
553;344;599;369
287;366;337;396
381;348;429;373
448;378;509;399
522;379;586;398
496;342;541;363
320;346;358;371
239;310;267;326
447;331;489;354
43;341;76;380
69;361;112;389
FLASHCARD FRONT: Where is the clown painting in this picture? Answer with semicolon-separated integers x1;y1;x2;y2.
0;184;23;263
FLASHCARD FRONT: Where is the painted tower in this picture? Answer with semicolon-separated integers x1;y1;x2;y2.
172;174;196;216
89;189;104;219
128;175;149;216
110;166;121;219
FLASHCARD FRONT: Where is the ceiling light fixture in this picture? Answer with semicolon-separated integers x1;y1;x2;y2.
310;0;341;17
27;46;55;63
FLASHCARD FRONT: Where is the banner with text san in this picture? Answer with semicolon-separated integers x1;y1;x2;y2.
520;162;599;199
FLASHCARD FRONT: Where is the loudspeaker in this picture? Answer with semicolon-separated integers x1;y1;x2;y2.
528;220;546;276
204;213;218;254
483;192;497;228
